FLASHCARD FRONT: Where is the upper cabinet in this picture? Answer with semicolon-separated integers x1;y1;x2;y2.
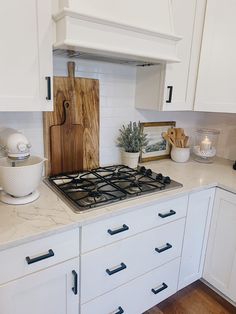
135;0;206;111
195;0;236;113
0;0;53;111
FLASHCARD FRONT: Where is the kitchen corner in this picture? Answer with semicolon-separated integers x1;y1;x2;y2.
1;0;236;313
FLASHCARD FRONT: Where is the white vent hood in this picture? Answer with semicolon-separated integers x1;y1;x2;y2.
53;0;181;65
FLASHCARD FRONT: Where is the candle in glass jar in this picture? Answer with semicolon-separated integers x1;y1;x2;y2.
200;136;212;152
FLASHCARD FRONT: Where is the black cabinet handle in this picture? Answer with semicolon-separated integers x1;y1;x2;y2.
106;262;127;276
166;86;173;103
45;76;51;100
72;270;78;295
158;210;176;218
114;306;124;314
26;249;54;264
151;282;168;295
155;243;172;253
107;224;129;235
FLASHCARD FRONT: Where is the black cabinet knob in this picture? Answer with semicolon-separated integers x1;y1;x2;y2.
163;176;171;184
156;173;163;181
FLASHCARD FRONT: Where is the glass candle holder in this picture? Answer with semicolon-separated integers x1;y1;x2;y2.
193;128;220;163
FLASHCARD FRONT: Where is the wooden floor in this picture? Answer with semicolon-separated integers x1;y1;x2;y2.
144;281;236;314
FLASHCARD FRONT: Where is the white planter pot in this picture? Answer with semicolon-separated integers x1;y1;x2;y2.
171;147;190;163
121;151;140;168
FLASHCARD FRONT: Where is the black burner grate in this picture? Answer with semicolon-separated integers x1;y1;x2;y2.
48;165;182;212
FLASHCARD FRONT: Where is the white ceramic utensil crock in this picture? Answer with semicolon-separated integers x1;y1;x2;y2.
0;156;45;197
171;147;190;163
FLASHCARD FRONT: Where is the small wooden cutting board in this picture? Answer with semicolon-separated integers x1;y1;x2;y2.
50;100;83;175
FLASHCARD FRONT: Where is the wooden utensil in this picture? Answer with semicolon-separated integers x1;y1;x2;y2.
50;100;83;175
43;61;99;175
174;128;186;147
162;132;176;147
184;136;189;148
167;128;177;146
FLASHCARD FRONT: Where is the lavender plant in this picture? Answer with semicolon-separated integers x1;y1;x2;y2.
117;122;149;153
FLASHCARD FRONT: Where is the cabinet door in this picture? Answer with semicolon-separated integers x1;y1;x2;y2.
135;0;206;111
0;258;79;314
0;0;53;111
163;0;198;111
178;188;215;290
195;0;236;113
203;189;236;302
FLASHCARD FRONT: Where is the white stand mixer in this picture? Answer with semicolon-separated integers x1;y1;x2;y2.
0;128;45;205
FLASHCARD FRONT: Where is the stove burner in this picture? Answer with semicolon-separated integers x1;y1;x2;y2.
81;191;107;205
128;181;142;193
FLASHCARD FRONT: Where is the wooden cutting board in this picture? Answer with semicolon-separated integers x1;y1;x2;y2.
43;62;99;176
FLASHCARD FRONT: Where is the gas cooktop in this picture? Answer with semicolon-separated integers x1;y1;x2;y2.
47;165;183;213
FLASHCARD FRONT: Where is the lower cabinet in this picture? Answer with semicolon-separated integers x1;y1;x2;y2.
0;258;79;314
81;219;185;303
203;188;236;303
81;258;180;314
178;188;215;289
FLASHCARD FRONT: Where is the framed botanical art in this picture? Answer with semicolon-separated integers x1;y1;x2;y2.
140;121;176;162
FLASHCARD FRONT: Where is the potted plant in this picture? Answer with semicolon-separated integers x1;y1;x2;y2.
117;121;149;168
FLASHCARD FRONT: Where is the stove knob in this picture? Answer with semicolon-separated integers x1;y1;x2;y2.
163;176;171;184
156;173;163;181
139;166;146;174
146;169;152;176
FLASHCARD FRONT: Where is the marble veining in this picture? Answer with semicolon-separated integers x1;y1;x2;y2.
0;157;235;251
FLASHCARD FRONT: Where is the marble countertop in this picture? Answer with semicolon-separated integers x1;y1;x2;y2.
0;157;236;251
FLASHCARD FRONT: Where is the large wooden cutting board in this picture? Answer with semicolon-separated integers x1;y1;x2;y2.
43;62;99;176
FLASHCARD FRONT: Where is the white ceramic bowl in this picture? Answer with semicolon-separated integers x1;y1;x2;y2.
171;147;190;163
0;156;45;197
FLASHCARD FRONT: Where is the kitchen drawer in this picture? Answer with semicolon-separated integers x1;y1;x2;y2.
81;258;180;314
0;228;79;285
81;219;185;303
81;195;188;252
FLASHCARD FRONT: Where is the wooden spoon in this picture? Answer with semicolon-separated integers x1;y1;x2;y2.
183;136;189;148
175;128;186;148
167;128;177;146
162;132;176;147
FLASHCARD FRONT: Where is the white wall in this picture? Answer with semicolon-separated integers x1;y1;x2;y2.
0;56;236;165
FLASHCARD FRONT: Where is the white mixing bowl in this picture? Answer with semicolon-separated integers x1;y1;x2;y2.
0;156;45;197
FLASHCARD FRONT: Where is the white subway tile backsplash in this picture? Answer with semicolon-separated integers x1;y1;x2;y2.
1;56;236;165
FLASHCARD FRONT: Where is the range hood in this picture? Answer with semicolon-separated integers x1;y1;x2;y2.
53;0;181;65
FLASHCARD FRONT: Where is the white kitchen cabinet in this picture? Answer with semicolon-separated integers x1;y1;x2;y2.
0;0;53;111
203;188;236;302
178;188;215;290
82;258;180;314
0;258;79;314
195;0;236;113
81;219;185;303
135;0;206;111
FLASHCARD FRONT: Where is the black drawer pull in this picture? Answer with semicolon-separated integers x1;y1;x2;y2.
166;86;173;103
26;249;54;264
106;262;127;276
107;224;129;235
155;243;172;253
158;210;176;218
151;282;168;295
114;306;124;314
45;76;51;100
72;270;78;295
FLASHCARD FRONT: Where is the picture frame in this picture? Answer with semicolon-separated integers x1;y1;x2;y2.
140;121;176;162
